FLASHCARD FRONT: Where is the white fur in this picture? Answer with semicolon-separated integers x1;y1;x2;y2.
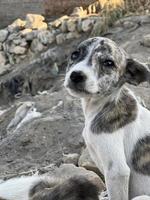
81;91;150;200
132;196;150;200
0;176;45;200
64;37;150;200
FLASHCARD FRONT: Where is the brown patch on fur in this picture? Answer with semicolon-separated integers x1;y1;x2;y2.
29;180;55;198
91;88;137;133
131;136;150;175
30;176;99;200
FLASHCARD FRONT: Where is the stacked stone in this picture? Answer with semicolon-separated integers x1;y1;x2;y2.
0;13;99;66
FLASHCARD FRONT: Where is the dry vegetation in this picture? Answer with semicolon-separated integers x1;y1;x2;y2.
91;0;150;36
44;0;150;35
124;0;150;14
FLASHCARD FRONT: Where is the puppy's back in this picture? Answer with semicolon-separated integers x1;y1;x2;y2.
0;176;99;200
0;176;56;200
30;176;99;200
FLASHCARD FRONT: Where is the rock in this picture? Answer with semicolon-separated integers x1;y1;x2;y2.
25;14;47;30
30;38;45;52
8;19;26;32
13;38;22;45
7;54;15;65
66;32;80;40
142;34;150;47
67;19;77;32
10;19;26;28
25;31;37;41
20;29;32;36
11;46;27;55
0;29;9;42
60;21;68;33
77;19;83;33
82;19;95;32
0;43;2;51
8;43;16;53
20;39;28;47
0;64;11;76
78;147;103;177
71;7;87;17
7;102;35;132
51;164;105;191
0;51;6;65
63;153;79;165
123;21;135;29
50;15;69;28
56;33;66;45
7;33;19;41
37;31;55;45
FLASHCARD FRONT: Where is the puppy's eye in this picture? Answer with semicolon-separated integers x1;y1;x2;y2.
103;60;115;67
71;50;80;61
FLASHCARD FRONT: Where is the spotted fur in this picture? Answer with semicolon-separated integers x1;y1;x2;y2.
30;176;99;200
64;36;150;200
131;136;150;175
91;88;137;133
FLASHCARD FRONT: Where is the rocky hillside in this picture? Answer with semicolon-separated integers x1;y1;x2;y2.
0;11;150;191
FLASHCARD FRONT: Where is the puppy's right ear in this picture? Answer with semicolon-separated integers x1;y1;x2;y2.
124;58;150;85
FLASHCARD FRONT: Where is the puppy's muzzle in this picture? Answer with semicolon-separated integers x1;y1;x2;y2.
67;70;87;93
70;71;86;83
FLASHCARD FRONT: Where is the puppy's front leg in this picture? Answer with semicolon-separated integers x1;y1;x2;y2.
92;131;130;200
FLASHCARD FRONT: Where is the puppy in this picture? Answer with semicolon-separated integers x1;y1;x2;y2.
0;175;99;200
64;37;150;200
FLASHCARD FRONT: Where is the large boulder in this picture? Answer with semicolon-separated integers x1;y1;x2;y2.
50;164;105;191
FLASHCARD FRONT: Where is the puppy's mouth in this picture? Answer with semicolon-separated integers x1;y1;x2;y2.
66;81;90;95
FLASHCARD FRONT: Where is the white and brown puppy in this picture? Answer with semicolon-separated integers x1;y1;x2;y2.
0;175;99;200
64;37;150;200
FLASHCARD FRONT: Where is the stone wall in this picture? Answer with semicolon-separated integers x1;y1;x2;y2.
0;0;44;28
0;0;98;28
44;0;96;17
0;13;101;72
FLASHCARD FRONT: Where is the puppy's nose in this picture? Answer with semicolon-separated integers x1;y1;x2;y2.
70;71;86;83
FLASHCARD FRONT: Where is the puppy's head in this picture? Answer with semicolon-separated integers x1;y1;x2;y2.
64;37;150;98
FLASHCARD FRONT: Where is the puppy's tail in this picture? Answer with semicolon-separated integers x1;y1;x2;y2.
30;176;100;200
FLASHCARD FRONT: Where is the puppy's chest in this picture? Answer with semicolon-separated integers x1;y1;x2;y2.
82;119;136;164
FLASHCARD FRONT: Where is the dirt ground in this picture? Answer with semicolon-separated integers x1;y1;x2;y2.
0;14;150;179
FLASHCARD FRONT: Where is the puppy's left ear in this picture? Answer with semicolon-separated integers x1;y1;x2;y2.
124;58;150;85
